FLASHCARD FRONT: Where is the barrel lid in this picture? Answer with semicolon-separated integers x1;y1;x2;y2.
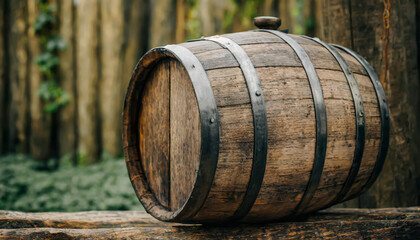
124;45;221;222
138;57;201;214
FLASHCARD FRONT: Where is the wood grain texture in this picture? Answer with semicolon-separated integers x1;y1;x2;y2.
193;67;254;221
323;0;420;209
58;0;77;160
75;0;100;163
148;0;176;48
7;0;30;153
1;208;419;239
120;0;149;96
169;60;201;211
199;0;235;36
342;72;381;200
139;60;171;209
28;0;53;161
0;0;6;154
99;0;125;157
128;31;385;222
175;0;186;43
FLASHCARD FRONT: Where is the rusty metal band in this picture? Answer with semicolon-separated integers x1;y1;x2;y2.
161;45;220;221
331;44;390;197
301;36;366;205
257;30;327;216
203;36;268;221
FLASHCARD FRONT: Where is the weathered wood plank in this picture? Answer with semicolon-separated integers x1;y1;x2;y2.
58;0;77;160
139;60;171;209
148;0;176;48
0;208;419;239
99;0;125;157
127;31;386;222
27;0;53;161
120;0;149;95
0;0;6;154
8;0;30;153
323;0;420;209
75;0;100;163
169;60;201;211
192;63;253;220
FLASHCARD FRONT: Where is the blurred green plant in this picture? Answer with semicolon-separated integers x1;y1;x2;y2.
34;0;69;113
0;154;143;212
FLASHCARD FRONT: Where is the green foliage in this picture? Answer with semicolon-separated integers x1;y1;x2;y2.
37;81;70;113
33;3;56;33
0;154;143;212
34;0;69;114
35;52;60;76
46;35;67;51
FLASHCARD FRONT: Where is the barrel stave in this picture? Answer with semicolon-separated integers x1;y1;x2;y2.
342;72;382;199
124;30;386;223
169;60;201;211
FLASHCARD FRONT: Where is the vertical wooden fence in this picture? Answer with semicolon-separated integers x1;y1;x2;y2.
0;0;319;163
0;0;150;163
0;0;419;209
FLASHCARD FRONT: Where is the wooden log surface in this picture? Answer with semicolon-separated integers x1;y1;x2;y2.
322;0;420;209
0;208;419;239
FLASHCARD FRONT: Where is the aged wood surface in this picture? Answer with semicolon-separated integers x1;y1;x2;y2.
139;60;171;209
7;0;30;154
138;58;201;212
1;1;150;162
58;0;77;160
181;32;379;221
28;0;53;161
120;0;149;100
149;0;176;48
169;60;201;211
0;0;6;155
99;0;125;157
127;31;385;222
0;208;419;239
322;0;420;209
75;0;100;164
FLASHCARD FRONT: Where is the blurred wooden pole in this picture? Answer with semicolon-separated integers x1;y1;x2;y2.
314;0;324;39
8;0;30;153
0;0;6;154
321;0;352;48
175;0;186;43
323;0;420;208
99;0;124;157
278;0;293;32
75;0;100;164
121;0;149;100
200;0;235;36
27;0;53;161
149;0;176;48
58;0;77;161
262;0;275;15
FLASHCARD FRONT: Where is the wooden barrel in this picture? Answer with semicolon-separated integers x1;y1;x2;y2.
123;17;390;223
